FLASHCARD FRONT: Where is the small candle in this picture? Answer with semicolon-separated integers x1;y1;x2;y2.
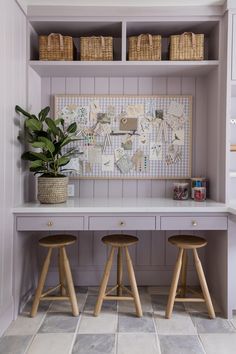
193;187;206;202
173;183;189;200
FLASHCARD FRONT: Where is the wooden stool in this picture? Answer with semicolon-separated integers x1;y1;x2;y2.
94;234;143;317
31;235;79;317
166;235;215;319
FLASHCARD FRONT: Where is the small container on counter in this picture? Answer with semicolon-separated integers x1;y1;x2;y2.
191;178;208;199
193;187;206;202
173;182;189;200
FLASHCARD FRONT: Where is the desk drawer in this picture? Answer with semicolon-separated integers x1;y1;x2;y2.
161;216;227;230
89;216;156;230
17;216;84;231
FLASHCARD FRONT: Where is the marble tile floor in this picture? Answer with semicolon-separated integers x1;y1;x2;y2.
1;286;236;354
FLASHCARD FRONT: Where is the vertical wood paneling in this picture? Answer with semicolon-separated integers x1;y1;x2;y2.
66;78;80;94
80;77;95;94
109;77;123;94
0;0;27;335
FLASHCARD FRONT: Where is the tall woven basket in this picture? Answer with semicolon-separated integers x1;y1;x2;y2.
39;33;74;61
170;32;204;61
128;34;162;61
80;36;113;61
38;176;68;204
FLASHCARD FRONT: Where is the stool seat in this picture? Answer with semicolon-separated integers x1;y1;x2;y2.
168;235;207;249
39;235;76;248
102;234;138;247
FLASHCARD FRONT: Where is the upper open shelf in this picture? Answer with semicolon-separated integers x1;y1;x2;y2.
29;60;219;77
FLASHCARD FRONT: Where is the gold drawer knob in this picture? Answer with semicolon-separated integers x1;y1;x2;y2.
119;221;125;226
47;221;53;227
192;220;197;226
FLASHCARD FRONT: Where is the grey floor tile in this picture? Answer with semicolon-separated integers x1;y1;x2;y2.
78;313;118;334
117;333;161;354
191;313;236;333
21;299;51;315
4;313;45;336
151;294;185;315
155;314;197;335
0;335;32;354
83;295;117;313
200;333;236;354
49;294;86;313
159;335;205;354
118;312;155;333
72;334;115;354
27;333;74;354
38;312;79;333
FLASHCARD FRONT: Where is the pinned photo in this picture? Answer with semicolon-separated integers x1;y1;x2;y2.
102;155;114;172
150;142;162;160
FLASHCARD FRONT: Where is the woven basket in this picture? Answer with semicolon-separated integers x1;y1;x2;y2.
170;32;204;61
39;33;74;61
80;36;113;61
38;176;68;204
128;34;162;61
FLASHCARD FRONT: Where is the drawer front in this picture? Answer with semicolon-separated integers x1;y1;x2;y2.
17;216;84;231
89;216;156;230
160;216;227;230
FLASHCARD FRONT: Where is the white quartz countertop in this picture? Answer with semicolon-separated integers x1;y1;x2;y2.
12;198;228;214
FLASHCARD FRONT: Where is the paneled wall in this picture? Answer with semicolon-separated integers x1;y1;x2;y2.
0;0;27;335
39;75;207;287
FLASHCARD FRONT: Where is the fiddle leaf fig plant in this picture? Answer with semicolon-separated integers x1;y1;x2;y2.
15;105;78;177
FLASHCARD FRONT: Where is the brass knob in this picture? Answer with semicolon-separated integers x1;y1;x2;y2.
119;221;125;226
192;220;197;226
47;220;53;227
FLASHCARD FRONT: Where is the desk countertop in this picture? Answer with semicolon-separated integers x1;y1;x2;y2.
12;198;228;214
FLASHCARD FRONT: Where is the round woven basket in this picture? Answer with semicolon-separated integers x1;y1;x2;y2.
38;176;68;204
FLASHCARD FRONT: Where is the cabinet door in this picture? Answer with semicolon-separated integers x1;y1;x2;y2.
232;15;236;80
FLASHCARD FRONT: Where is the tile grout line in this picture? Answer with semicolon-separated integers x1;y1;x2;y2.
69;291;89;354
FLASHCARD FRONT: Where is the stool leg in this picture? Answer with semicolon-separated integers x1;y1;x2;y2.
94;246;115;316
193;248;215;319
125;246;143;317
59;248;66;296
31;248;52;317
166;248;183;319
61;247;79;317
180;250;188;297
117;247;123;296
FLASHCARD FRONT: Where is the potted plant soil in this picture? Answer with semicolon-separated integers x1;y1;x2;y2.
16;105;78;204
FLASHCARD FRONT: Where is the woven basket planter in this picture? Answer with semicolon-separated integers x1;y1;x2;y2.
128;34;162;61
169;32;204;61
39;33;74;61
38;176;68;204
80;36;113;61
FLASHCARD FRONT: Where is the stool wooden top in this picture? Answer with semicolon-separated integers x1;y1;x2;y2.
102;234;139;247
168;235;207;249
39;235;76;248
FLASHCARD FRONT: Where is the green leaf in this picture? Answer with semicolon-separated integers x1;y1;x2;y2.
30;160;44;168
21;151;39;161
45;118;59;136
60;137;78;148
56;156;70;167
38;137;55;153
67;122;77;134
38;106;50;121
25;118;42;131
31;152;50;162
15;105;32;119
54;118;64;126
32;141;46;149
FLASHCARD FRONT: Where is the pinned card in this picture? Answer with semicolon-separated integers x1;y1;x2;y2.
121;137;133;150
126;104;144;118
140;118;150;133
120;117;138;131
150;142;162;160
139;133;148;146
65;157;81;174
167;102;184;117
97;113;111;124
90;100;100;124
77;106;89;125
102;155;114;172
165;144;182;165
114;147;125;161
116;154;133;174
87;146;102;164
172;129;185;145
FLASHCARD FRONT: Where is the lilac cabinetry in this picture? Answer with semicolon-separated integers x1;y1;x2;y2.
232;15;236;80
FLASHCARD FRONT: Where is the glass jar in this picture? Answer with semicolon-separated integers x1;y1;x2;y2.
173;183;189;200
193;187;206;202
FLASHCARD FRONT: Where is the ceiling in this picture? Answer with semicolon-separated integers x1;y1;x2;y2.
21;0;225;6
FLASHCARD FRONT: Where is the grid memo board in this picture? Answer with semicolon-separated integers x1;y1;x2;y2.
54;95;192;179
